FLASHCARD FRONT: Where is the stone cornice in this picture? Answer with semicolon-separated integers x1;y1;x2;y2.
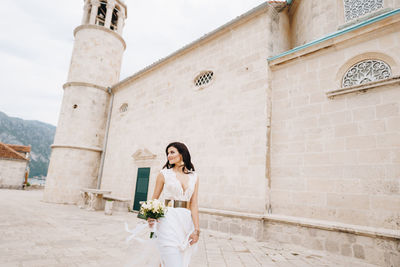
268;8;400;66
63;82;108;92
74;24;126;50
326;75;400;97
51;144;102;152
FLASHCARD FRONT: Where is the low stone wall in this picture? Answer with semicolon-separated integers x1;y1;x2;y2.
199;209;400;266
199;209;263;239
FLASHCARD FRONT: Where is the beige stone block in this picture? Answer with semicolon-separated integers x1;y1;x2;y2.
309;92;325;104
352;244;365;259
302;165;343;178
297;104;322;117
359;120;386;135
377;133;400;147
371;195;400;212
292;192;326;206
336;209;369;225
335;123;358;137
329;111;353;124
306;178;336;192
345;136;376;150
358;149;392;164
271;166;300;178
386;117;400;132
292;95;309;107
335;179;363;194
340;244;352;257
329;151;358;164
304;153;330;165
352;106;375;121
270;190;292;204
360;178;399;195
342;165;385;179
272;89;288;101
324;138;345;152
323;99;346;113
325;239;339;254
291;116;318;129
306;141;324;152
327;193;370;210
346;91;381;108
376;102;399;118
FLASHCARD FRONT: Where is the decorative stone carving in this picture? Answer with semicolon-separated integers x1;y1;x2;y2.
342;59;391;87
132;148;157;161
343;0;384;22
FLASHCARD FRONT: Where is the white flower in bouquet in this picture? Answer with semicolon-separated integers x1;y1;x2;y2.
139;199;167;238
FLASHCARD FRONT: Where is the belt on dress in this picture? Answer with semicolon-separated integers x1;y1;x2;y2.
165;199;190;209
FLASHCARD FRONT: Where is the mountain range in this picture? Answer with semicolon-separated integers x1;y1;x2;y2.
0;111;56;178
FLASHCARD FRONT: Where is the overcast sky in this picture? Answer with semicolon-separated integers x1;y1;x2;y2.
0;0;266;126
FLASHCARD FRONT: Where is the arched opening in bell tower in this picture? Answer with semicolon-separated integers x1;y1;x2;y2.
96;1;107;26
111;6;119;31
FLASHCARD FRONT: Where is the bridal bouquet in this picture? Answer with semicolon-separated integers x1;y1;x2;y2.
139;199;166;238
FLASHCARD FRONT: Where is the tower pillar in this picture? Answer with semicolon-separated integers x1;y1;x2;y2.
105;1;116;28
89;0;100;25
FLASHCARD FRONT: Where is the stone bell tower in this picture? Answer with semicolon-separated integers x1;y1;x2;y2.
44;0;127;203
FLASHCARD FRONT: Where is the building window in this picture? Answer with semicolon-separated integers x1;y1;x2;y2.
194;71;214;87
342;59;391;87
120;103;128;112
343;0;384;22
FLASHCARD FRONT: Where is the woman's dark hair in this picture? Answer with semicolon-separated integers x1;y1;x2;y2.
163;142;195;173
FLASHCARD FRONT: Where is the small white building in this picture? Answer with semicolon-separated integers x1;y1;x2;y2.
0;143;30;189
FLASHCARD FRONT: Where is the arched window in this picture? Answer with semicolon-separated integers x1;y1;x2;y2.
343;0;384;22
342;59;391;87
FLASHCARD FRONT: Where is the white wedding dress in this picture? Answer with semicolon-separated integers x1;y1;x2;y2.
157;168;198;267
124;168;198;267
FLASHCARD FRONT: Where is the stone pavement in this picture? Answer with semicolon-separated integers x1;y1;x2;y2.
0;189;377;267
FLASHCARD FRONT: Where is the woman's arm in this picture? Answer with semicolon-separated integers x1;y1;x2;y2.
151;172;165;199
189;176;200;245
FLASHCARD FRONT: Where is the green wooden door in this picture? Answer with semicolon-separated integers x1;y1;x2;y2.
133;167;150;211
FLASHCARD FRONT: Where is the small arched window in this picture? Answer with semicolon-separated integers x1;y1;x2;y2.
342;59;391;87
194;71;214;88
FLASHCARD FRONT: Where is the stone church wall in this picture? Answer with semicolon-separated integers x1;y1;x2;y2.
100;9;278;214
269;12;400;231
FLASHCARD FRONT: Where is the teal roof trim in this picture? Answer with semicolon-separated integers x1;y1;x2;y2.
268;8;400;62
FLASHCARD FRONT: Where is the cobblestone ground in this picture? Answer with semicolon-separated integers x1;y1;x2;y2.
0;189;377;267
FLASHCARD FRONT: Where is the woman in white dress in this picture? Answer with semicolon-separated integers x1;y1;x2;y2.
148;142;200;267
